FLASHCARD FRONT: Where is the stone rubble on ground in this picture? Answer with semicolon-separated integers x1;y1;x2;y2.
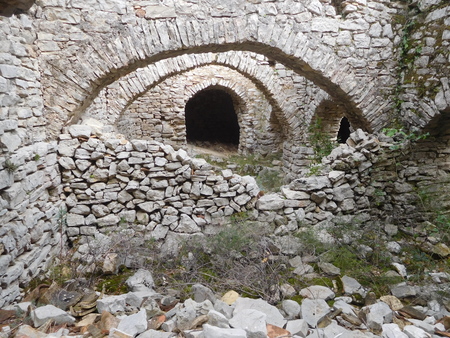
2;269;450;338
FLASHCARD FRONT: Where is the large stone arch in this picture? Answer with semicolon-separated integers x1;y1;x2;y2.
114;65;284;155
83;51;328;144
42;16;379;138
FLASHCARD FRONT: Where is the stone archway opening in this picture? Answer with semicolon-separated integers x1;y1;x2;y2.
337;117;351;143
185;88;240;148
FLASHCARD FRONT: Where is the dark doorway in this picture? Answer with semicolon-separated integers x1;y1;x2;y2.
337;117;351;143
185;89;240;145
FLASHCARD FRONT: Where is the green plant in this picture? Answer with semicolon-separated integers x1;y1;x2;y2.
308;118;337;164
382;127;429;150
4;159;18;173
33;154;41;161
417;178;450;245
144;217;291;302
256;167;283;192
307;164;323;176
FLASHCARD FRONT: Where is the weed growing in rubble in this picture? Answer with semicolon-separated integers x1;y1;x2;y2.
308;118;337;164
382;127;429;150
4;158;18;173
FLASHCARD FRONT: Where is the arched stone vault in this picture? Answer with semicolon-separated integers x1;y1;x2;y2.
113;65;285;154
43;16;383;138
83;51;329;144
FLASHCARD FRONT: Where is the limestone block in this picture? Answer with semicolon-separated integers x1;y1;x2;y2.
202;324;246;338
58;139;80;157
256;193;285;211
0;170;14;190
31;305;75;327
143;5;176;19
207;310;230;328
66;213;85;227
1;182;26;209
281;300;301;319
229;309;267;338
285;319;308;337
3;262;25;286
233;298;285;328
1;131;22;151
289;176;331;191
0;65;19;79
341;275;367;297
97;295;127;314
176;214;201;233
390;283;417;299
68;125;92;139
300;298;330;327
299;285;335;301
311;18;339;32
97;214;120;227
281;187;310;200
117;309;147;336
58;157;76;170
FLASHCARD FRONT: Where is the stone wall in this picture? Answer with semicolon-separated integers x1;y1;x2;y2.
37;0;403;137
59;125;261;254
59;125;450;261
0;12;63;307
1;0;450;308
396;1;450;129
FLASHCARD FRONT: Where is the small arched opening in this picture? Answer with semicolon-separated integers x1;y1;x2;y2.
313;99;352;143
185;88;240;146
337;116;351;143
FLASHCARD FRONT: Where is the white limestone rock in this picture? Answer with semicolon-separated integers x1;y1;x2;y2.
31;305;75;327
117;309;147;337
381;323;408;338
68;125;92;138
300;298;330;327
97;295;127;314
202;324;246;338
256;193;285;211
233;297;285;328
299;285;335;301
207;310;230;328
229;309;267;338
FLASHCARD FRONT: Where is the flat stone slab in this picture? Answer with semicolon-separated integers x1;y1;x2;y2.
31;305;75;327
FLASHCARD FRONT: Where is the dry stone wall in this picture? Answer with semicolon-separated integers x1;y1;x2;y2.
116;65;279;154
396;2;450;129
59;125;261;251
0;13;63;307
60;125;450;261
1;0;450;309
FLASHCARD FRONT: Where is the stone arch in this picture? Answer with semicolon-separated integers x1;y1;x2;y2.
309;99;351;143
114;65;284;155
84;51;327;144
185;86;241;146
43;17;376;138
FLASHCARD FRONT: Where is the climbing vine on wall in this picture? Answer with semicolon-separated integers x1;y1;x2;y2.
308;118;337;164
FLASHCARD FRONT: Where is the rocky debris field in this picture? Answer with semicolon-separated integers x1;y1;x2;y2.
1;268;450;338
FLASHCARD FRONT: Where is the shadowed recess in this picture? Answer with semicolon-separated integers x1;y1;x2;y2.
185;89;240;145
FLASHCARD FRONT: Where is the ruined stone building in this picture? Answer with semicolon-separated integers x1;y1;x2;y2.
0;0;449;306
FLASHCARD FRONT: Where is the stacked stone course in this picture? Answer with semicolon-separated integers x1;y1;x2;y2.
1;0;450;309
0;13;63;308
61;125;448;259
60;125;260;246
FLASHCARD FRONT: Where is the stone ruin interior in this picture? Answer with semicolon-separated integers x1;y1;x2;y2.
1;0;450;335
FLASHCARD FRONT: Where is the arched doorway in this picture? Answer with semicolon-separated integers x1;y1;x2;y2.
185;88;240;145
337;117;351;143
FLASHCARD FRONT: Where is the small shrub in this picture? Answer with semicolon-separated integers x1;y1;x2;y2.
308;118;337;164
4;159;18;173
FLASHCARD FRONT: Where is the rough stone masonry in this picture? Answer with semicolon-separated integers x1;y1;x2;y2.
0;0;449;307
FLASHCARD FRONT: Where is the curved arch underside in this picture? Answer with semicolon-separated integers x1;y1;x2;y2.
84;51;330;142
43;16;387;138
